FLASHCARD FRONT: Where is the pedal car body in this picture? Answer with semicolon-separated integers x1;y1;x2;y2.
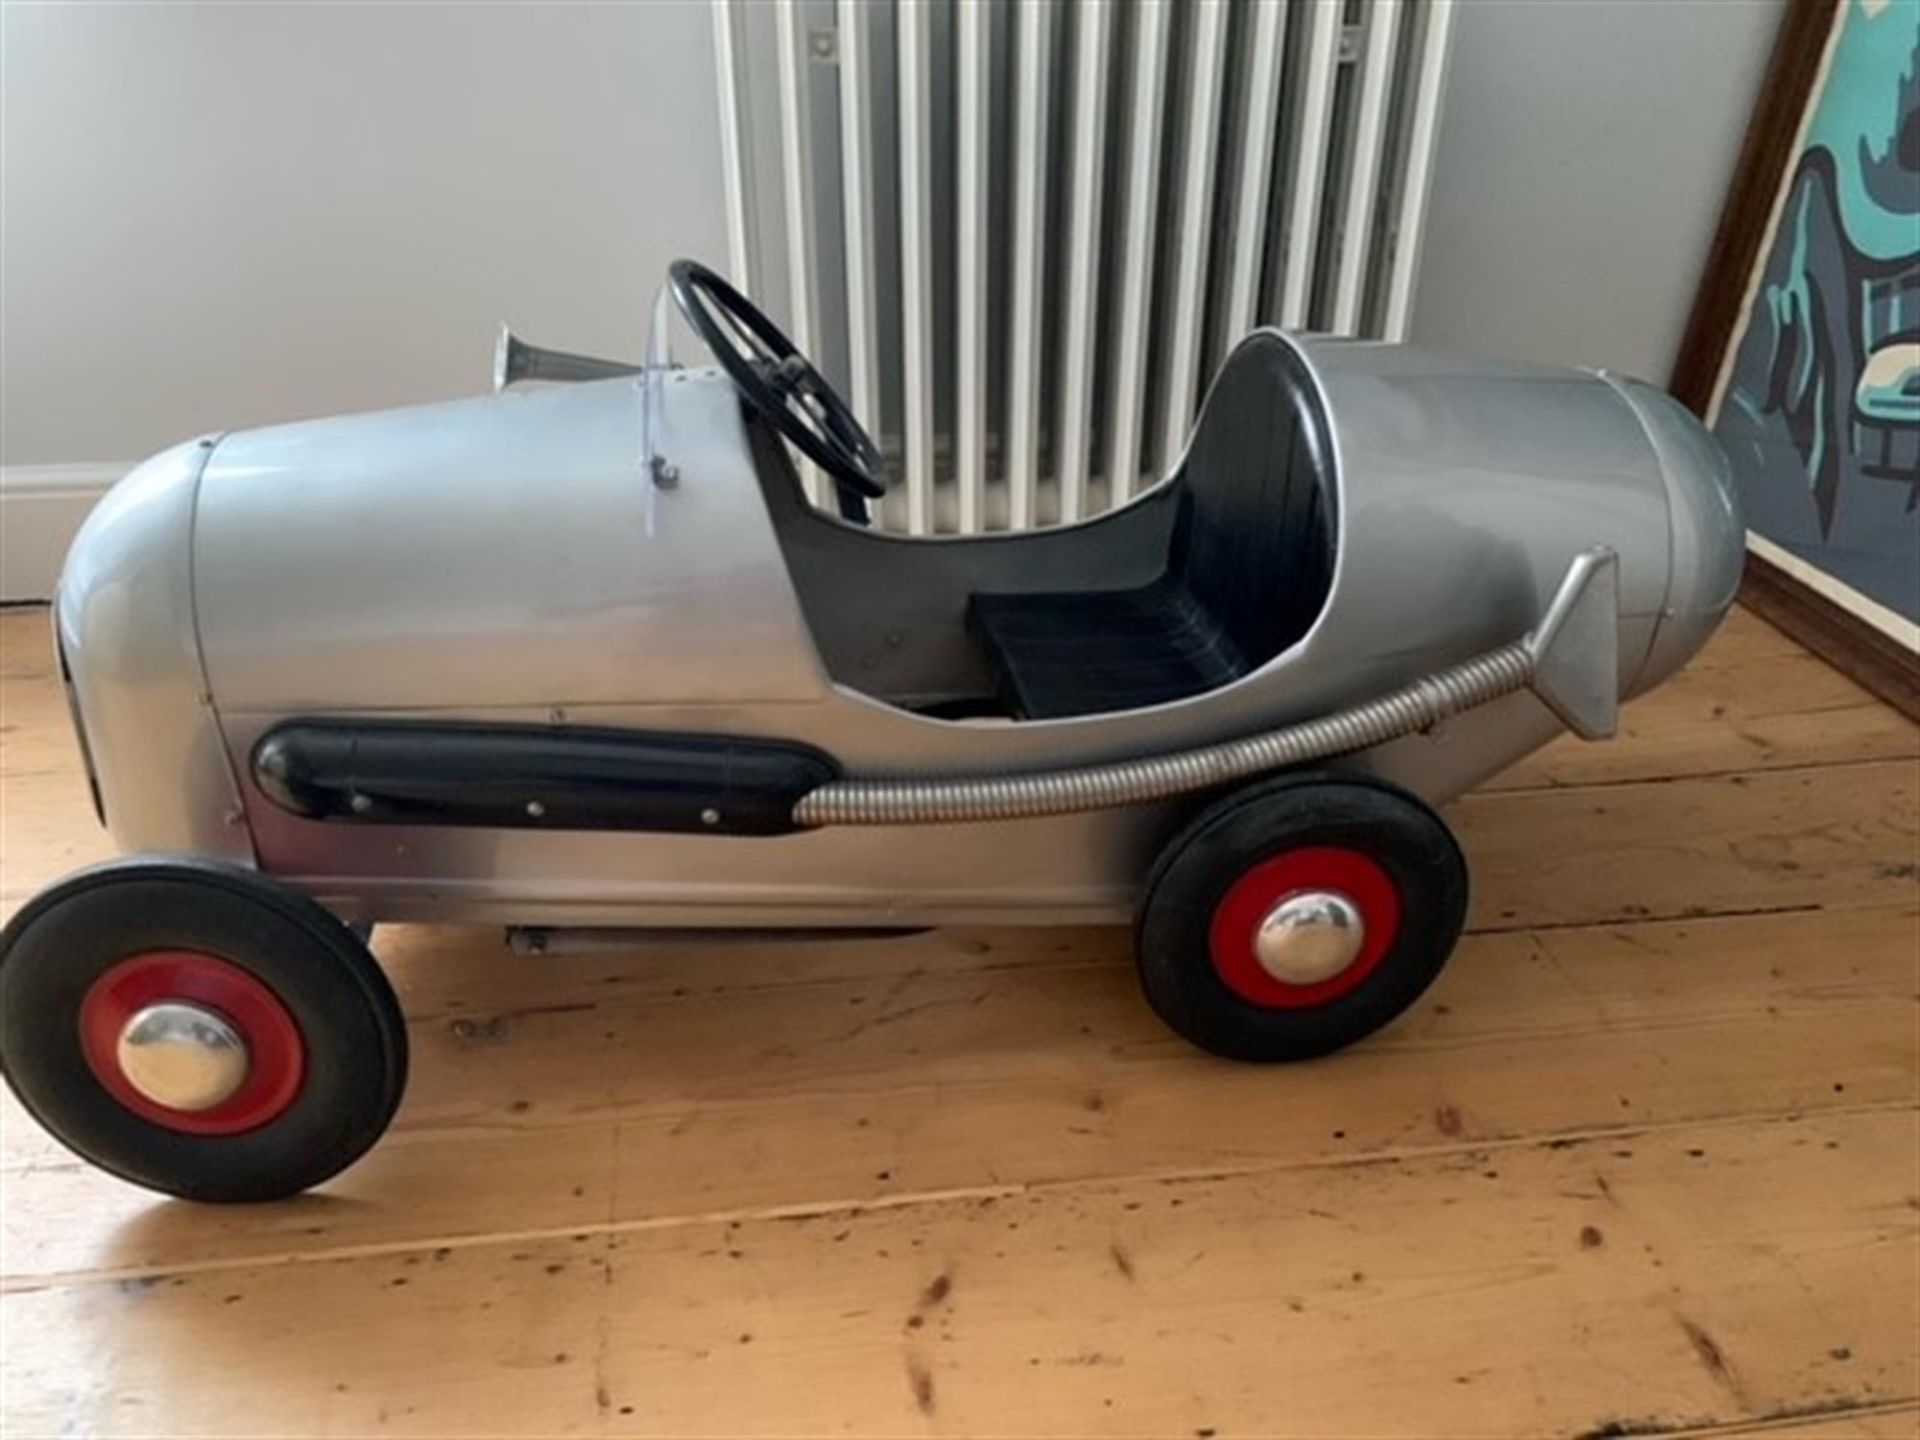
57;305;1737;928
5;260;1743;1201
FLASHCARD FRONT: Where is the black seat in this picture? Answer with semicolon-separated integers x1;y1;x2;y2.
967;333;1335;720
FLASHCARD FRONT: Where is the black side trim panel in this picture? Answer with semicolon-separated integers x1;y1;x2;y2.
252;722;837;836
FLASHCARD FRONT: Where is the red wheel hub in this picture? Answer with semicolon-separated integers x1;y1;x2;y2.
78;951;305;1135
1208;846;1401;1008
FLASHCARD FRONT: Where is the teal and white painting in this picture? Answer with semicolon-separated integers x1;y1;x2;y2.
1712;0;1920;621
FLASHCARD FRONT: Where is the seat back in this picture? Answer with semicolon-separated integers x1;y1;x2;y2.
1171;332;1336;668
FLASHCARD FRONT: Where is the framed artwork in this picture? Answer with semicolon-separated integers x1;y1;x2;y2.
1672;0;1918;715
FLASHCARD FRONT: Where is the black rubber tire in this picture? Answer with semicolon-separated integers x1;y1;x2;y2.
1136;774;1468;1062
0;857;406;1202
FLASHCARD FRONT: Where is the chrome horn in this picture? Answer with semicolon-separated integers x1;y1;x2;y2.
493;324;644;392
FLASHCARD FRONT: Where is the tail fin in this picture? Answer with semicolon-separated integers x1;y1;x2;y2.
1526;548;1620;741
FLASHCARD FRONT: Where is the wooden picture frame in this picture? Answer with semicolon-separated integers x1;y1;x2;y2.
1669;0;1919;720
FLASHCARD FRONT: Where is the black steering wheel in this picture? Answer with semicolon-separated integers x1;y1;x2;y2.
669;259;887;518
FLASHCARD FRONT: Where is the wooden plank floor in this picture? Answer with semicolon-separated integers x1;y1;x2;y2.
0;604;1915;1437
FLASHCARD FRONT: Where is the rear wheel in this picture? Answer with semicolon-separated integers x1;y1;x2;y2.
1136;775;1468;1061
0;858;406;1201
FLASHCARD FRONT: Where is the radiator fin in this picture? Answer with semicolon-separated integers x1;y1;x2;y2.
715;0;1454;534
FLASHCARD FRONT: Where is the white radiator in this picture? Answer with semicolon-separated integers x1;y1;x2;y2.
711;0;1455;534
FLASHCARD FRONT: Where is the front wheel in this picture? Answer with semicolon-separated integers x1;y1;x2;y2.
1136;775;1468;1062
0;858;407;1201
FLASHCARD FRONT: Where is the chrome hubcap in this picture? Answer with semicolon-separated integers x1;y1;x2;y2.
1252;890;1366;985
114;1002;250;1112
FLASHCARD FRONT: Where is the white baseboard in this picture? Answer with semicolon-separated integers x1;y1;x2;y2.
0;464;129;603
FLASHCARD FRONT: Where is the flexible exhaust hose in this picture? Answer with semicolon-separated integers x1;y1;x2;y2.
791;641;1535;827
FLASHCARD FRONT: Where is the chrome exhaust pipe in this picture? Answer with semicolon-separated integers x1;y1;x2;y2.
792;549;1621;826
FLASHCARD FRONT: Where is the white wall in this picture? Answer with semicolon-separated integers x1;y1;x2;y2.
0;0;729;468
1409;0;1786;380
1;0;1786;596
2;0;1788;465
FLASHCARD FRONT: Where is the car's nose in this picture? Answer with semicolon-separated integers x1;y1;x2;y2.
1611;380;1745;695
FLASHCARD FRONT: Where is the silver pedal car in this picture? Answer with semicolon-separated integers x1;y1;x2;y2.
0;260;1743;1201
